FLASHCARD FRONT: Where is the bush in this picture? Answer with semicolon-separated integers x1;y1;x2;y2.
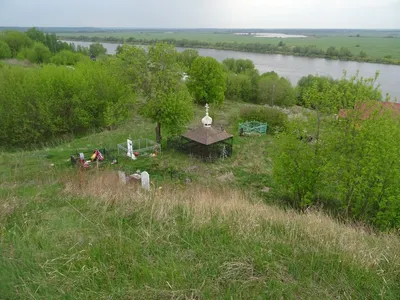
26;42;52;63
51;50;88;65
257;72;296;107
237;106;288;132
0;40;12;59
273;105;400;230
0;62;135;147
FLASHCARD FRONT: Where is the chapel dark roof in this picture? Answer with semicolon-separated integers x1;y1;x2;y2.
182;126;233;145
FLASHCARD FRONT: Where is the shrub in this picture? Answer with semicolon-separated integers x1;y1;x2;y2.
26;42;52;63
0;40;12;59
51;50;88;66
237;106;288;132
0;62;135;147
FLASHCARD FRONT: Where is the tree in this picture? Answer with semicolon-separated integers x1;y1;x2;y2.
89;43;107;57
26;27;46;44
297;72;381;112
51;50;87;66
222;58;255;74
326;46;339;57
0;61;134;146
273;101;400;230
235;59;255;74
178;48;199;70
359;50;367;58
116;44;124;55
225;73;252;101
140;84;193;142
187;56;226;106
114;44;148;93
0;41;12;59
339;47;353;58
2;31;33;56
222;58;236;73
139;43;193;143
26;42;52;64
257;72;296;106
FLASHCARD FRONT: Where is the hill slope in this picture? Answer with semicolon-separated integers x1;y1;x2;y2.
1;166;400;299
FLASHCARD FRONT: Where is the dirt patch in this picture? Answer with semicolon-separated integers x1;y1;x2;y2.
2;59;34;67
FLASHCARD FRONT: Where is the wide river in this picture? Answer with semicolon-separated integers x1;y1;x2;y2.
66;40;400;100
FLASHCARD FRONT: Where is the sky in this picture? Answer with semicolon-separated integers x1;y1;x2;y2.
0;0;399;29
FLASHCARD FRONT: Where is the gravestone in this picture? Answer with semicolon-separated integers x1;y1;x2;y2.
118;170;126;185
141;171;150;191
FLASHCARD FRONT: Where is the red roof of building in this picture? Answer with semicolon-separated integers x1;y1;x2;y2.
338;102;400;120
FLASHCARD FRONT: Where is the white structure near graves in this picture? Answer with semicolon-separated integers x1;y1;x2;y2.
141;171;150;191
118;170;127;185
117;137;161;158
126;138;136;160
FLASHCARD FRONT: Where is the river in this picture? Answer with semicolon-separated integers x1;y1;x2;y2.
66;40;400;100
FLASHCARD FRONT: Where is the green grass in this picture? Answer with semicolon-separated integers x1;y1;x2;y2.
58;31;400;59
1;101;400;299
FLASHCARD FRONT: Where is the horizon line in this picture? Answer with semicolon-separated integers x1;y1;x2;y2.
0;26;399;31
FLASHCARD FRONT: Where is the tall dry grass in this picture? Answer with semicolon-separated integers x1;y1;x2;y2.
63;171;400;273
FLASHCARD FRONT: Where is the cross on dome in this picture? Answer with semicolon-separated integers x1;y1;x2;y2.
202;103;213;128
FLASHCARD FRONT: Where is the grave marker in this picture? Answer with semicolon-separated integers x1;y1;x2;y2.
141;171;150;191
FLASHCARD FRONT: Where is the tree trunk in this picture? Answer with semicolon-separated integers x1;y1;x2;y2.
155;122;162;144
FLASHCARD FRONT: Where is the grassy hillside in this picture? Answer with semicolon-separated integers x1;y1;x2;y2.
57;31;400;59
1;102;400;299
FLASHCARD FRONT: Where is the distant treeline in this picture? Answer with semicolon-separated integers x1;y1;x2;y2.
61;35;400;65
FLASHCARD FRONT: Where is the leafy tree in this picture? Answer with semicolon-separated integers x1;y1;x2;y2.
178;48;199;70
26;42;52;63
114;44;148;91
297;72;381;112
187;56;226;106
222;58;236;73
222;58;255;74
326;46;339;57
89;43;107;57
0;62;134;146
330;107;400;229
359;50;368;58
2;31;33;56
51;50;88;66
257;72;296;106
138;43;193;143
116;44;124;55
235;59;255;74
339;47;353;58
42;33;73;53
0;40;12;59
77;45;90;56
26;27;46;44
273;116;327;208
225;73;252;101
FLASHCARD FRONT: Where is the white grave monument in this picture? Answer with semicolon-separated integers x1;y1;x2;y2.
127;138;136;160
127;138;133;157
118;170;127;185
141;171;150;191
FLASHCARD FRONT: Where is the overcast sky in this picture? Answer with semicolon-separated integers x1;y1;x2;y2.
0;0;399;28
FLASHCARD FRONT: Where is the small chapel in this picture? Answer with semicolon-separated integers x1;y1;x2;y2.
179;104;233;161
